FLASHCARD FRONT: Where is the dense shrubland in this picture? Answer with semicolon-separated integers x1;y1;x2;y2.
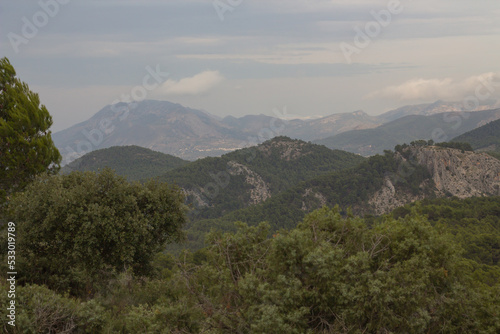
1;179;499;332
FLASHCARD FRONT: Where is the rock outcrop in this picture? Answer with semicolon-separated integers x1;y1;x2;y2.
227;161;271;204
414;146;500;198
369;146;500;214
257;139;311;161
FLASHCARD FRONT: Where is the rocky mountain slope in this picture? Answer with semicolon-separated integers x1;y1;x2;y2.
369;146;500;214
53;100;249;163
157;136;365;221
198;145;500;232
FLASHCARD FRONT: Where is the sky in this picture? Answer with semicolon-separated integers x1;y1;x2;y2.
1;0;500;132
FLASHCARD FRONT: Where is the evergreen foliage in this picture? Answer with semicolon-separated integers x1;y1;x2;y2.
61;145;189;181
434;141;474;151
391;196;500;286
0;57;61;207
3;168;187;297
2;207;498;333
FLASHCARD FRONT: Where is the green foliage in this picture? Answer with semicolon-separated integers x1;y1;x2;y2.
434;141;474;151
452;118;500;152
172;208;500;333
2;206;498;333
0;282;106;333
0;57;61;207
4;168;187;296
395;140;474;153
61;145;189;181
390;197;500;286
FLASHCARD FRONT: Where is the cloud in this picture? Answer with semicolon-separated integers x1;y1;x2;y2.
157;71;224;96
365;72;500;101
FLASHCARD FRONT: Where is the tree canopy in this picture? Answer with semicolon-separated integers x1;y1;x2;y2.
5;168;187;296
1;205;498;332
0;57;61;207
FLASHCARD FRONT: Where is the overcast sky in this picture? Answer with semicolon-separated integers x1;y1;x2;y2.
1;0;499;131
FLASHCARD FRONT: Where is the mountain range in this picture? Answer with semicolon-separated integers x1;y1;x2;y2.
62;115;500;250
315;108;500;156
53;99;500;164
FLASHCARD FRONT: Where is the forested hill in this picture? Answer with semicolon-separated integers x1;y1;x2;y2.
61;145;189;181
157;136;365;220
194;150;423;235
181;144;500;250
452;118;500;155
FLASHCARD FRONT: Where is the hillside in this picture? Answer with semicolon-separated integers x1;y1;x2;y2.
158;136;365;221
176;145;500;250
315;109;500;156
452;118;500;153
61;145;189;181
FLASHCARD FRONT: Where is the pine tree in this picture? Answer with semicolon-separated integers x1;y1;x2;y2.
0;57;61;207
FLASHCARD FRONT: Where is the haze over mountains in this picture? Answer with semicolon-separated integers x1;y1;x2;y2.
53;99;500;164
315;109;500;156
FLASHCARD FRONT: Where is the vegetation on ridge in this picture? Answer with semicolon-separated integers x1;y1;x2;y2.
61;145;189;181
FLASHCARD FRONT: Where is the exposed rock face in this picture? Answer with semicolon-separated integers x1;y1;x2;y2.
183;189;210;208
369;178;428;216
227;161;271;204
301;188;327;211
413;147;500;198
369;147;500;214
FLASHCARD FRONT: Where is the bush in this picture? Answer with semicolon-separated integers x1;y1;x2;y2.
5;169;187;296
